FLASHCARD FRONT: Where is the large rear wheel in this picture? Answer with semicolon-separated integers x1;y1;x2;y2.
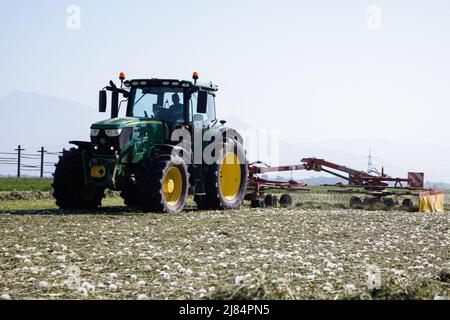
139;155;189;213
52;148;104;210
195;140;248;210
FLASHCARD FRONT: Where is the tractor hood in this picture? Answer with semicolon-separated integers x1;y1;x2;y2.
90;117;162;129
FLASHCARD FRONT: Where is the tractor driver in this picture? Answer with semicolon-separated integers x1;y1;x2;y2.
168;93;184;121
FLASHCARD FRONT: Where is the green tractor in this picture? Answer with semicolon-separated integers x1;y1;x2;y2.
52;72;248;213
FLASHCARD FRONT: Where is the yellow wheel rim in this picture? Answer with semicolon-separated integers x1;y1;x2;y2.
164;167;183;206
220;152;241;201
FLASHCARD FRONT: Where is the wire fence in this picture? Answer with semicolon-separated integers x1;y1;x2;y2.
0;145;64;178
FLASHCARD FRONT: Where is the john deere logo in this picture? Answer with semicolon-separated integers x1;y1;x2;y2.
100;138;106;144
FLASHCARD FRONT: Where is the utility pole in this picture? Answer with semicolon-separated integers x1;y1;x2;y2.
367;148;373;173
14;145;25;178
37;147;47;178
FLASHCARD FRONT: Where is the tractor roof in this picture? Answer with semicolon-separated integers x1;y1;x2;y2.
124;78;218;92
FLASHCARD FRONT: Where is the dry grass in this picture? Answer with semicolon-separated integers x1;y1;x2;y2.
0;200;449;300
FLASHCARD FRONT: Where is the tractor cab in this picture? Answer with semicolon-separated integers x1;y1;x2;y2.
98;74;218;129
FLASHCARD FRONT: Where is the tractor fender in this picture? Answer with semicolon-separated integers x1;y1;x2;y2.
69;141;91;151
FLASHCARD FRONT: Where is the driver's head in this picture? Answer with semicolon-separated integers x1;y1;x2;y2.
172;93;180;104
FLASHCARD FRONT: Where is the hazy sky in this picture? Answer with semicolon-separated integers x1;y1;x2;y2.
1;0;449;148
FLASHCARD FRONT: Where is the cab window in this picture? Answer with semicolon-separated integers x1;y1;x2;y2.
190;91;216;126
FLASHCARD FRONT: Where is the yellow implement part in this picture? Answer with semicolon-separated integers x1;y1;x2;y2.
419;191;445;213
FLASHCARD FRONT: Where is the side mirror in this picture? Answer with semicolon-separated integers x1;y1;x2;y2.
111;91;119;118
197;90;208;114
99;90;107;113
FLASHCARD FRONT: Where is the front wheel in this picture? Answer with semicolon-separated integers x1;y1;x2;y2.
139;155;189;213
52;148;104;210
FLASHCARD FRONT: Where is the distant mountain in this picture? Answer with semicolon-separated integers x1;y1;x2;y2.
0;90;104;150
425;181;450;190
0;90;105;176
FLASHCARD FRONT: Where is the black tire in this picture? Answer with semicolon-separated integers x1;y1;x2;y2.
264;194;278;207
279;194;293;208
251;199;265;208
139;155;189;213
272;195;279;207
195;140;248;210
52;148;104;210
383;198;396;207
120;186;140;208
402;198;414;211
349;196;362;208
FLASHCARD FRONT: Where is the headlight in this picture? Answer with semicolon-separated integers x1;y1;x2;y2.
90;129;100;136
105;129;122;137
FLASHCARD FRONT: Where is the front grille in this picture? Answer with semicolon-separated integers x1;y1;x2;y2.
91;130;120;155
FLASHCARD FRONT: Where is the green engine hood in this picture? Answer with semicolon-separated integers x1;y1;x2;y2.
91;117;163;129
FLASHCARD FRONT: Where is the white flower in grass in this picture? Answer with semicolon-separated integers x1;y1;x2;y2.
56;255;66;262
235;275;246;285
208;287;216;293
108;284;118;292
344;284;356;294
1;294;11;300
130;274;137;280
306;274;315;280
109;273;118;280
77;287;88;296
184;269;193;277
38;281;49;288
82;282;95;292
30;267;39;274
137;294;148;300
137;280;146;286
160;272;170;280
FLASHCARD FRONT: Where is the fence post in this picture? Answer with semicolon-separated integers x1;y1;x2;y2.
37;146;47;178
14;145;25;178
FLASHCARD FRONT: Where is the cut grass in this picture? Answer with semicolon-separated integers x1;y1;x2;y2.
0;205;448;300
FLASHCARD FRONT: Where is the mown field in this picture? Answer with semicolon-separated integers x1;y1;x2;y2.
0;178;449;300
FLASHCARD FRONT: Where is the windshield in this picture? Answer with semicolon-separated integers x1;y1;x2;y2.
131;87;184;123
